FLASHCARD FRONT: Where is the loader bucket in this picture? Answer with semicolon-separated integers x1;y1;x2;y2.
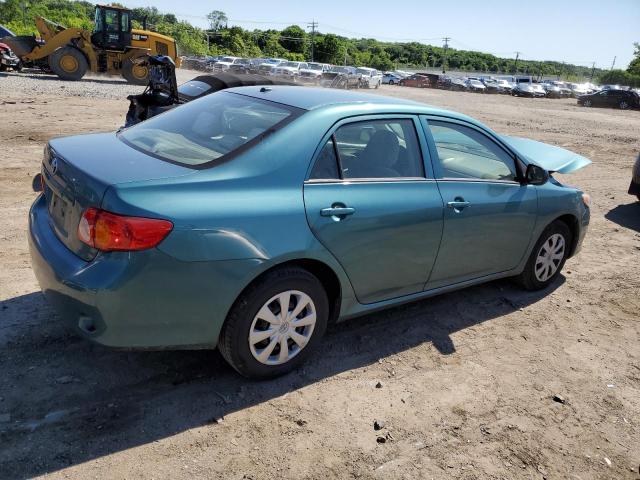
1;35;38;58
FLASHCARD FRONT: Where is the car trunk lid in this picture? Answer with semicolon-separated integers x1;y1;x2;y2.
43;132;194;261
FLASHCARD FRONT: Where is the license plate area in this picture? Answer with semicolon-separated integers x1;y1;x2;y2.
47;190;71;237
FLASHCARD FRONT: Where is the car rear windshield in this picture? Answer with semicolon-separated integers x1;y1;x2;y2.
119;92;299;167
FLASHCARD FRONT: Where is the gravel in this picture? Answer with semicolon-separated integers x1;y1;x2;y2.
0;68;200;100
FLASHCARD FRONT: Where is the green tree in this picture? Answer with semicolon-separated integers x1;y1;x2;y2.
279;25;306;54
627;42;640;75
206;10;227;32
316;34;343;64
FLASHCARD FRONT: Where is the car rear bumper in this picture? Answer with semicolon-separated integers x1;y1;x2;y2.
29;194;263;349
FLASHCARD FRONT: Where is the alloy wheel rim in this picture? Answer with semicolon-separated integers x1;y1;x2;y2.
535;233;565;282
248;290;317;366
620;101;629;109
584;100;592;107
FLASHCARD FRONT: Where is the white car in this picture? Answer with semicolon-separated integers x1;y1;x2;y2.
213;56;242;72
298;63;331;84
272;61;308;79
356;67;382;89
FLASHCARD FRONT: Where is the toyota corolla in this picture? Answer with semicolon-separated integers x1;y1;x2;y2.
29;87;591;378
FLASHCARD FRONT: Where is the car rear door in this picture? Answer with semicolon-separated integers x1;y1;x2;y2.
303;115;444;304
421;116;538;289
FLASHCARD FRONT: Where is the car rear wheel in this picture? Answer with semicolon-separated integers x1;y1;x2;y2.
515;221;572;291
218;267;329;379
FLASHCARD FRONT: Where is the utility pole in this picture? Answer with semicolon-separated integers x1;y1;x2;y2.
610;56;616;70
590;62;596;81
441;37;450;73
513;51;521;74
307;20;318;62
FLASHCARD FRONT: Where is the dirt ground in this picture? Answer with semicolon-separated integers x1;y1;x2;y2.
0;70;639;480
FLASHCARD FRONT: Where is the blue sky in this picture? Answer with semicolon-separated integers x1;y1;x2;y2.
120;0;639;68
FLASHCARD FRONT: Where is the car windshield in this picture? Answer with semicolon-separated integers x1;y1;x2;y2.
307;64;323;70
281;62;300;68
356;68;372;75
120;92;297;167
470;80;482;86
220;57;235;63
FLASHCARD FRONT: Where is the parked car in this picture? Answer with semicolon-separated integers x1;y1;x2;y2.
298;63;330;84
320;66;360;89
382;72;402;85
445;77;467;91
227;58;252;74
577;89;640;109
30;86;591;378
567;83;591;97
513;83;545;97
465;78;486;93
272;61;308;79
481;78;503;94
213;56;243;72
542;84;564;98
356;67;382;89
399;73;431;88
256;58;286;76
629;155;640;201
0;41;21;71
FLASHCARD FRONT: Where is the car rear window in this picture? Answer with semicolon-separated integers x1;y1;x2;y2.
119;92;299;167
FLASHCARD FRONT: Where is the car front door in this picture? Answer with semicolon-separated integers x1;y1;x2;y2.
422;117;538;289
304;116;444;304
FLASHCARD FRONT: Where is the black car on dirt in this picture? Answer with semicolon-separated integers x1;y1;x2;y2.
578;89;639;110
124;56;296;127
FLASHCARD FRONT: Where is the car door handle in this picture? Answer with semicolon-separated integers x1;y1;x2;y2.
320;207;355;217
447;198;471;211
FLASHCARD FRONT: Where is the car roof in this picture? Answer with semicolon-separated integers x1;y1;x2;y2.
227;85;421;110
225;85;478;124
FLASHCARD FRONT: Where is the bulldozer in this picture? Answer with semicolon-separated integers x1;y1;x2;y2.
1;4;181;84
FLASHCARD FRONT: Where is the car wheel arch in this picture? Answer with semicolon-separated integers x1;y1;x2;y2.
228;258;343;326
549;214;579;257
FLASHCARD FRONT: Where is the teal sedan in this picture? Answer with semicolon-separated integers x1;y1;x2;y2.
29;86;591;378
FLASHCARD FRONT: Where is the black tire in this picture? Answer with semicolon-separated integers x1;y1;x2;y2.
388;79;394;85
122;57;149;85
49;46;88;81
515;220;572;291
218;267;329;379
619;100;629;110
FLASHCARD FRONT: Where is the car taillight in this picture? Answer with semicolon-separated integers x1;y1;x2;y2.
77;208;173;252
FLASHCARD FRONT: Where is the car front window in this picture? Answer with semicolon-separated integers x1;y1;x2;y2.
428;121;516;181
120;92;299;167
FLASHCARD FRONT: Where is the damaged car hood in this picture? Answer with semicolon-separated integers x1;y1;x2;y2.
502;136;591;173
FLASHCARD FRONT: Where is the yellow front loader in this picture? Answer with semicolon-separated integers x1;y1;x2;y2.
3;4;180;84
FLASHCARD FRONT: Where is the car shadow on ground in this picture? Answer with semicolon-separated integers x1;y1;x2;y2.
0;277;563;478
605;201;640;232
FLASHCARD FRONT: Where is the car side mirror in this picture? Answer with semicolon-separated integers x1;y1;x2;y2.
525;163;549;185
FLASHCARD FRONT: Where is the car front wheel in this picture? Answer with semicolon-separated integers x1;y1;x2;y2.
218;267;329;379
583;99;592;107
516;221;572;291
619;100;629;110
